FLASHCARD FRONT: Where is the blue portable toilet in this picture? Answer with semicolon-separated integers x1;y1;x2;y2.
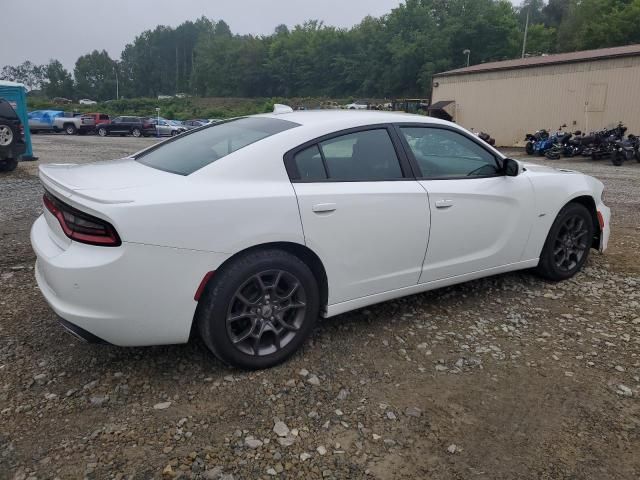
0;80;37;161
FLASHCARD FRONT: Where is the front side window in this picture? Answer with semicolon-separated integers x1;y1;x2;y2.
401;127;500;178
112;117;122;123
137;117;299;175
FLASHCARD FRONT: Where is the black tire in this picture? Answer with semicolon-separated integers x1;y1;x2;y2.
536;203;594;281
131;128;141;138
612;151;624;167
97;127;108;137
170;130;177;136
196;249;320;370
525;142;534;155
0;158;18;172
545;149;560;160
64;124;77;135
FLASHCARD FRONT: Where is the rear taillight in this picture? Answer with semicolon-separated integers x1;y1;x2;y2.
43;191;121;247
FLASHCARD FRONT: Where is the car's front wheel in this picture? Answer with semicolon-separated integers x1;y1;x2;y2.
97;127;107;137
536;203;594;281
196;249;319;369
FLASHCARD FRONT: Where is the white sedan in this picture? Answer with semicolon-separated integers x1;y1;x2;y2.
31;110;610;369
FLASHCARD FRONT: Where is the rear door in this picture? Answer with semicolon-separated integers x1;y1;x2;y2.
109;117;125;133
396;125;535;282
287;126;430;305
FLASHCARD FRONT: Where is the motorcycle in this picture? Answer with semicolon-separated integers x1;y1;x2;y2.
590;122;627;160
524;129;549;155
611;133;640;166
476;131;495;146
543;125;570;160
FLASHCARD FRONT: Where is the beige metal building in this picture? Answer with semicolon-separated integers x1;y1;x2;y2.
430;44;640;146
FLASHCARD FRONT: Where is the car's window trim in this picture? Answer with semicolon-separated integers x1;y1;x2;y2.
284;124;414;183
392;123;505;180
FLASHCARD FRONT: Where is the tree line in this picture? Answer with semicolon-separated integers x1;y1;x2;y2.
2;0;639;101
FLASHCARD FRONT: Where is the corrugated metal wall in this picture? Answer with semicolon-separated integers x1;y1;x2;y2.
432;56;640;146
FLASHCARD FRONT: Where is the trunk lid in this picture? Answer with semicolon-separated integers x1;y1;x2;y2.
39;158;176;203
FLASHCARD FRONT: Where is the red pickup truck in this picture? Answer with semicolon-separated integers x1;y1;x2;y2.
83;113;110;127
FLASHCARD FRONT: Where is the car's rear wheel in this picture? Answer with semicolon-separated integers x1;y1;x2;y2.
131;128;141;137
0;125;14;147
536;203;594;281
65;124;77;135
0;158;18;172
196;249;319;369
97;127;107;137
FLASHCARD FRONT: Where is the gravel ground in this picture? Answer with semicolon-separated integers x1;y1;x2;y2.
1;135;639;480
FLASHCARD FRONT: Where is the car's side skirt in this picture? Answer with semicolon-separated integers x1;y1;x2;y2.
324;259;540;318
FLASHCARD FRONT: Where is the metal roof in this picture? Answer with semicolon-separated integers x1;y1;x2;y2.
0;80;26;88
434;44;640;77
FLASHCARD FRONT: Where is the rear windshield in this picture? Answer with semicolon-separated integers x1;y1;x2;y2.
136;117;299;175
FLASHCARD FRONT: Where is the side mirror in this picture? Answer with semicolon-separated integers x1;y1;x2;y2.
503;158;521;177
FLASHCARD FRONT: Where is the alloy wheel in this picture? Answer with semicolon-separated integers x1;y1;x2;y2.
0;126;13;146
226;270;307;356
552;214;589;272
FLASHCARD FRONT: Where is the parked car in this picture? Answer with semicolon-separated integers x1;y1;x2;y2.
28;110;65;133
344;100;369;110
31;110;610;369
96;116;155;137
0;98;26;172
79;99;97;105
151;118;187;136
52;112;96;135
82;112;110;128
183;119;207;130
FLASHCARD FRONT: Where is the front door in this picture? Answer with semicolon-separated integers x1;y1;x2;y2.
288;127;430;305
396;125;535;282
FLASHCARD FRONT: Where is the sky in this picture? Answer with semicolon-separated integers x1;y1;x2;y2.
3;0;402;70
4;0;522;71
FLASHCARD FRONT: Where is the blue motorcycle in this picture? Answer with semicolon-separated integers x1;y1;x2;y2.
525;129;550;155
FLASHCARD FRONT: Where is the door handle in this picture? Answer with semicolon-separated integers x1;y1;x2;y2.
435;199;454;209
312;203;337;213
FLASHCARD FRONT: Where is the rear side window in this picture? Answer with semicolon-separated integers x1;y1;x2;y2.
294;145;327;181
0;100;18;119
290;129;404;181
137;117;299;175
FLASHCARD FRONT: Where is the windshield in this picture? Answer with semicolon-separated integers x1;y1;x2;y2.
136;117;299;175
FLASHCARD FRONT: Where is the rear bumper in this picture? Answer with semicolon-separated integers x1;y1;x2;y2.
31;214;230;346
57;317;112;344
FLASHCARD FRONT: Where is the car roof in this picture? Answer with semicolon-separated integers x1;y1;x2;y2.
256;110;450;129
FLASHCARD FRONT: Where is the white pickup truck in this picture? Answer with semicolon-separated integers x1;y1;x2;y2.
52;113;96;135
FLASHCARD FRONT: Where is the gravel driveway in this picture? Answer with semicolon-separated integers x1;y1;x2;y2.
1;135;639;480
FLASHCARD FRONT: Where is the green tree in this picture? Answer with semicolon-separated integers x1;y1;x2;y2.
42;60;75;99
74;50;117;101
0;61;45;91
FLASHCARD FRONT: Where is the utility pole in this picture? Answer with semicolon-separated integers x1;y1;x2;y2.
463;49;471;67
113;61;119;100
522;8;530;58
